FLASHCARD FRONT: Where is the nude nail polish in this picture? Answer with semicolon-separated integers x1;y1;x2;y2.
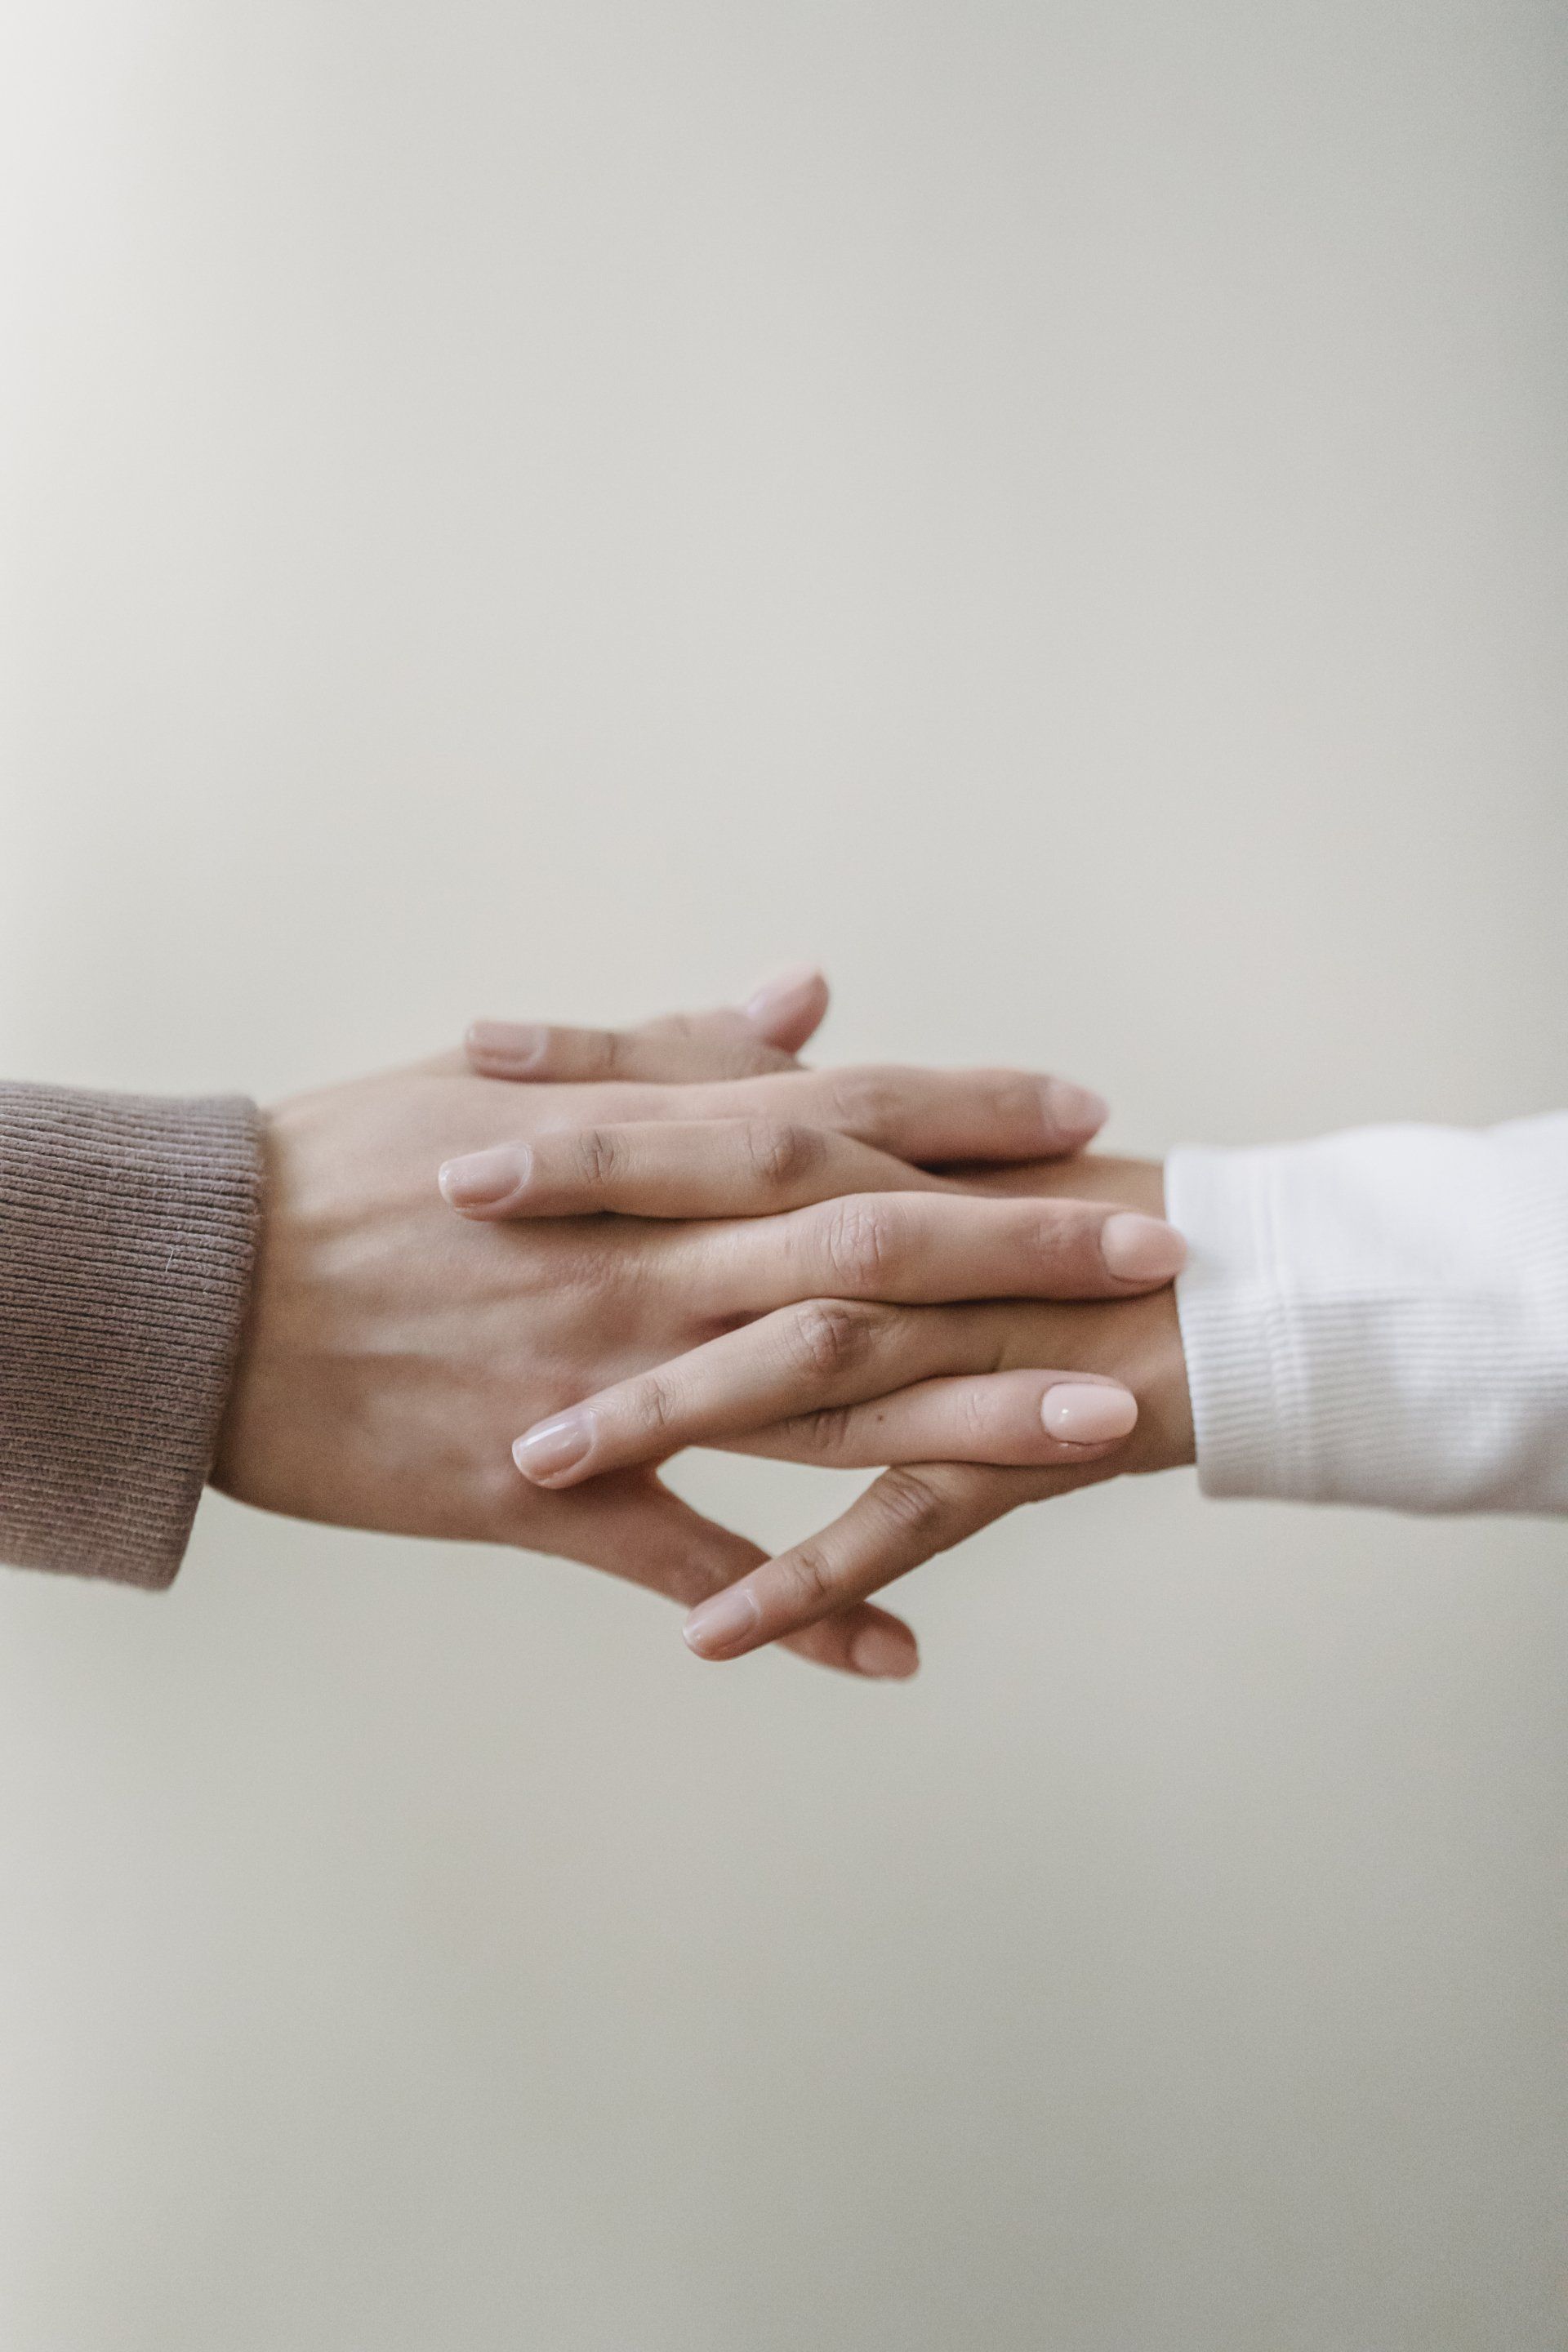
1099;1211;1187;1281
1042;1078;1110;1140
465;1021;549;1074
744;965;823;1027
439;1147;527;1209
683;1586;763;1658
513;1411;595;1483
1040;1383;1138;1444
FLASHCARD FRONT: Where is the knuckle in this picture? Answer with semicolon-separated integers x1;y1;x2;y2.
573;1126;624;1189
786;1298;889;1381
741;1118;823;1190
873;1467;954;1544
778;1540;839;1613
822;1197;898;1289
627;1373;679;1444
800;1404;855;1459
959;1385;996;1450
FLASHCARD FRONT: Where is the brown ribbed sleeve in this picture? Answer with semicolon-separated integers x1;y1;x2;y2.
0;1085;263;1588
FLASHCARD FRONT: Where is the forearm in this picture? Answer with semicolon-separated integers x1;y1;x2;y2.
0;1084;263;1584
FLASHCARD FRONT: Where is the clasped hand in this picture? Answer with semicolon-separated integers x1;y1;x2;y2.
215;974;1192;1679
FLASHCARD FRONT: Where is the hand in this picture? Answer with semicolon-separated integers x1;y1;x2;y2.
213;996;1141;1679
471;1137;1192;1664
450;981;1183;1667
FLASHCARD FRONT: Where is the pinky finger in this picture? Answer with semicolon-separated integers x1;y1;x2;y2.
680;1459;1107;1662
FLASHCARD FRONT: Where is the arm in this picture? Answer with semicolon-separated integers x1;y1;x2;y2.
509;1111;1568;1663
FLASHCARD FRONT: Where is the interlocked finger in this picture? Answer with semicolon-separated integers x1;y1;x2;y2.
675;1189;1185;1314
439;1119;951;1220
666;1063;1108;1165
511;1302;1136;1489
723;1369;1139;1468
682;1459;1115;1661
466;1010;799;1085
506;1468;921;1678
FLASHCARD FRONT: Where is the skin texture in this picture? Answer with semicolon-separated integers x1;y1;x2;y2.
694;1156;1193;1659
493;1146;1193;1660
212;1025;1161;1680
454;988;1193;1668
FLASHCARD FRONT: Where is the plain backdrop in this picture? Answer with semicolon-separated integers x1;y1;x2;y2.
2;4;1566;2346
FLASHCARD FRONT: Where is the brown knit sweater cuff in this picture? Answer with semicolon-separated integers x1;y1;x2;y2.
0;1085;263;1588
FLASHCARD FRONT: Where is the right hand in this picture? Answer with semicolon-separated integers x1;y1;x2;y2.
448;1121;1191;1669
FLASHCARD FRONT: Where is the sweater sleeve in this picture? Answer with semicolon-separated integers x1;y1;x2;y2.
0;1084;263;1586
1164;1116;1568;1515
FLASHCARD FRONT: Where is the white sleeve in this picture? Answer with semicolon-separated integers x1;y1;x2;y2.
1164;1116;1568;1515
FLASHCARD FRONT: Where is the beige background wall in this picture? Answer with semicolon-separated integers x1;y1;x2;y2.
2;4;1566;2345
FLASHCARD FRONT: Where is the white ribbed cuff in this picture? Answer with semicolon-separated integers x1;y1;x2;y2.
1163;1144;1315;1503
1165;1123;1568;1517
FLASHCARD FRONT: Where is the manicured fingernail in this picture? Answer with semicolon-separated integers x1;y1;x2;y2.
683;1585;763;1659
1099;1210;1187;1281
849;1624;920;1680
744;965;822;1027
1041;1383;1138;1444
1042;1078;1110;1140
513;1410;595;1483
439;1146;528;1209
466;1020;549;1074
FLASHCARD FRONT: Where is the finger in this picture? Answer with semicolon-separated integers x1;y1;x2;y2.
439;1119;951;1219
742;964;831;1054
677;1192;1187;1313
725;1371;1139;1467
681;1459;1113;1660
505;1467;918;1679
672;1064;1110;1165
510;1303;1132;1488
463;968;828;1087
465;1010;800;1084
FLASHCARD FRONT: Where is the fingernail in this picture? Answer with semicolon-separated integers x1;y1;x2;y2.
683;1585;763;1659
466;1020;549;1074
1041;1383;1138;1444
513;1410;595;1483
439;1146;528;1209
743;964;822;1027
849;1623;920;1680
1100;1210;1187;1281
1042;1078;1110;1140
